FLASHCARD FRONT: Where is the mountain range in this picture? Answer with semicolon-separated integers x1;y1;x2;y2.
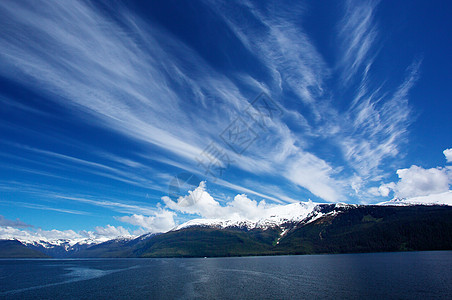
1;198;452;258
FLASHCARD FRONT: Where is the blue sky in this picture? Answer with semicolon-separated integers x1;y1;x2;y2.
0;0;451;238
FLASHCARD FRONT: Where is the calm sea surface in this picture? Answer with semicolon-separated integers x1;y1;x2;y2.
0;251;451;299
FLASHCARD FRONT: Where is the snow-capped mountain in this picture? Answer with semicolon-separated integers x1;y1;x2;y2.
0;224;136;255
2;202;452;258
17;237;133;257
378;191;452;206
1;235;134;257
3;198;452;258
174;202;358;231
19;237;104;249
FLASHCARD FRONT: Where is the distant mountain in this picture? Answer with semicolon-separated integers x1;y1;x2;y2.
378;191;452;206
23;239;107;258
1;203;452;258
0;240;49;258
17;237;121;258
70;234;159;258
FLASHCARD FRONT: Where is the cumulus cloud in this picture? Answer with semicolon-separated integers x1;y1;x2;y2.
369;183;395;197
116;209;176;233
444;148;452;163
378;165;450;199
162;181;318;222
0;215;32;228
377;183;396;197
162;181;223;219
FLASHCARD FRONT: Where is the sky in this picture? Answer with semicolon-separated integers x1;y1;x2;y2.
0;0;451;240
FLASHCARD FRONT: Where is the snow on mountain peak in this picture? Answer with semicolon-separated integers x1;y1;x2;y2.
0;225;135;250
378;191;452;206
174;201;339;231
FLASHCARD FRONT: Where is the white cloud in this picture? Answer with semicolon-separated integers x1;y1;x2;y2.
338;0;378;84
116;210;176;233
285;153;341;202
0;0;423;209
92;225;131;240
162;181;320;222
379;165;450;199
162;181;224;219
0;0;331;203
214;0;328;116
444;148;452;163
214;179;289;204
340;60;420;179
0;0;237;173
54;195;158;216
368;183;396;197
367;187;380;196
395;166;450;198
378;183;396;197
210;0;420;201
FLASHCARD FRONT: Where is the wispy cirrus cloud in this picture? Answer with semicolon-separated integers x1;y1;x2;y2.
53;195;159;216
0;181;160;217
1;141;165;191
0;0;204;161
204;0;347;201
338;0;379;85
0;0;421;213
11;202;89;216
206;0;421;203
340;59;421;182
0;0;296;196
210;0;328;114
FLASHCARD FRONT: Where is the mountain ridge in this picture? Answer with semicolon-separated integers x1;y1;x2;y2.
1;202;452;258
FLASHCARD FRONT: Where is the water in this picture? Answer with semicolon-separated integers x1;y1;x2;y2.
0;251;451;299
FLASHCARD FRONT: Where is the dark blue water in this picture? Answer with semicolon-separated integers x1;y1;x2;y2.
1;251;451;299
